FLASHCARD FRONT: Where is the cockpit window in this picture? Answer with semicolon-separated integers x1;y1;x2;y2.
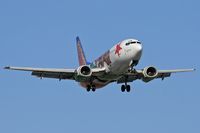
125;41;140;46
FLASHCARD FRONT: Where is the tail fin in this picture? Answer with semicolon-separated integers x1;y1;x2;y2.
76;36;88;66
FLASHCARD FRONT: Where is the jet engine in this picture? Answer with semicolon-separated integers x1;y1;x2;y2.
142;66;158;82
75;65;92;82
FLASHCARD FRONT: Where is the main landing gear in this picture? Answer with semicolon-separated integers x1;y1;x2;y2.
86;84;96;92
124;68;135;93
121;78;131;92
121;84;131;92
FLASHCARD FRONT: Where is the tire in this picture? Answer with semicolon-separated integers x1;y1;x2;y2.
121;85;126;92
92;88;96;92
126;85;131;92
86;85;91;92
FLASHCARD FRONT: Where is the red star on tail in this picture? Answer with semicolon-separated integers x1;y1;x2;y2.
115;44;122;57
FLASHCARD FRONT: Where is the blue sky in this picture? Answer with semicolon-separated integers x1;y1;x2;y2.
0;0;199;133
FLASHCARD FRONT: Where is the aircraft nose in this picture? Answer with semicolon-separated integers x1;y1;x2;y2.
136;43;142;52
133;43;143;60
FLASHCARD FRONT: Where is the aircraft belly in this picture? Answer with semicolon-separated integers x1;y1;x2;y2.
98;73;119;81
109;60;130;74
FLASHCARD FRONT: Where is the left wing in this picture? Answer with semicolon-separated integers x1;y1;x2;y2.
4;66;76;80
117;68;195;84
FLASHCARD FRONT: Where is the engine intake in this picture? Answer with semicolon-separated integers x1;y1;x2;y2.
77;65;92;77
81;66;91;76
75;65;92;82
142;66;158;82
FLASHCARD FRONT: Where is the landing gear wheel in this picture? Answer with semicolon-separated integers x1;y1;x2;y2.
121;85;126;92
86;84;96;92
126;85;131;92
86;88;90;92
91;84;96;92
86;85;91;92
121;84;131;92
92;88;96;92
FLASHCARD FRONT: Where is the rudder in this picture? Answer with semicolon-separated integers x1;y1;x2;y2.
76;36;88;66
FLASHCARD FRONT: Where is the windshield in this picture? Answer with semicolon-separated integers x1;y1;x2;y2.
125;41;141;46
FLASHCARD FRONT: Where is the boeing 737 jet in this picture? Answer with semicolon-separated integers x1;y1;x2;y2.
5;37;195;92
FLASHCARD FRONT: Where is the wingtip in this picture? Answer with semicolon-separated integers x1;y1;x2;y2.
4;66;10;69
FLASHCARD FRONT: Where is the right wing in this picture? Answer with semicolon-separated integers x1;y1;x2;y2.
4;66;76;80
4;66;107;80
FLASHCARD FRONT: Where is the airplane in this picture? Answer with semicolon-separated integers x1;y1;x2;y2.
4;37;195;92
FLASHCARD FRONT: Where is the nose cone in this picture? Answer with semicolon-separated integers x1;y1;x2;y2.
136;43;142;52
133;43;143;60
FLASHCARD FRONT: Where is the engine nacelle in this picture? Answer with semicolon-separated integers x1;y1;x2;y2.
75;65;92;82
142;66;158;82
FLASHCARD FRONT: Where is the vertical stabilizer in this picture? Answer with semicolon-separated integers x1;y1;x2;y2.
76;36;88;66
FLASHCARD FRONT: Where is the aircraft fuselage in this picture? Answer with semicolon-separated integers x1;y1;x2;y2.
80;39;143;89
